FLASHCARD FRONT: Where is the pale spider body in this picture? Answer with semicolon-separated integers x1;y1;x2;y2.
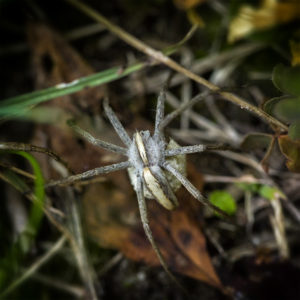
128;130;186;210
47;89;227;282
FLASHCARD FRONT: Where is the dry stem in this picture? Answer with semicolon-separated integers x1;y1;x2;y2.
65;0;288;132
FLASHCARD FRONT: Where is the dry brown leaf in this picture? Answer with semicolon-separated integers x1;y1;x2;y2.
278;135;300;173
27;22;105;116
26;22;111;179
84;161;223;289
228;0;300;43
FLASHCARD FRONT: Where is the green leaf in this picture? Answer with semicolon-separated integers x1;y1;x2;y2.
272;64;300;95
209;191;237;216
241;133;273;151
263;96;289;116
263;96;300;123
289;121;300;140
236;182;260;193
274;96;300;123
0;62;144;119
258;185;277;201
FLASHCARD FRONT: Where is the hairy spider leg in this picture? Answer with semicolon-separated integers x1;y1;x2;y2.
103;98;132;147
153;88;166;142
135;173;185;291
159;91;209;130
67;120;127;155
46;161;130;187
162;161;229;219
164;144;233;157
164;145;206;156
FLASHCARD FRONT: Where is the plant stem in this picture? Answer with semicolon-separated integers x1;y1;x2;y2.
65;0;288;132
0;236;67;298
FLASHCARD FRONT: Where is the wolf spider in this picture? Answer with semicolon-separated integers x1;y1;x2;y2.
47;89;228;281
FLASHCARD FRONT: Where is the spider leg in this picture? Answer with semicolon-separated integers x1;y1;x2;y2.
165;144;234;157
135;174;183;288
165;145;206;157
159;91;209;130
67;120;127;155
46;161;130;187
153;88;166;141
103;98;132;147
162;162;230;219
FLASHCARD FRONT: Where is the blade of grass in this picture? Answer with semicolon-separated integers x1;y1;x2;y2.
0;235;67;298
14;151;45;251
0;151;45;291
66;189;98;300
0;63;144;119
0;20;198;120
0;151;45;252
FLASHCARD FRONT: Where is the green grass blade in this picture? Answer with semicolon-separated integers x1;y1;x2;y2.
0;62;144;119
0;151;45;291
14;151;45;251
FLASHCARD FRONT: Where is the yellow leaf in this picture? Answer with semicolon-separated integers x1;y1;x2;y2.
290;40;300;66
173;0;206;10
187;8;205;27
228;0;300;43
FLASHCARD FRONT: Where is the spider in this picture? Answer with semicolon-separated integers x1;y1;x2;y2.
47;88;228;281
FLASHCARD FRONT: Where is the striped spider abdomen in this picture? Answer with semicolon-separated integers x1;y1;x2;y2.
127;130;186;210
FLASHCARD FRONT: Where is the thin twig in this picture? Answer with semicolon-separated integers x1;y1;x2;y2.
126;43;265;96
0;162;36;180
1;236;67;298
245;190;254;238
67;190;99;300
31;272;85;298
260;136;276;170
98;253;123;277
214;151;266;175
164;91;226;140
281;198;300;224
269;193;289;258
203;174;271;185
0;142;73;174
65;0;288;132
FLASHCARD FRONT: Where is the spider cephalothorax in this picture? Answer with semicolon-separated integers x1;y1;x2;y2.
47;89;227;282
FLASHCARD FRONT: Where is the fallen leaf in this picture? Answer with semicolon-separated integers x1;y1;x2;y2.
228;0;300;43
83;161;224;289
26;22;223;290
26;22;111;178
278;135;300;172
27;22;105;116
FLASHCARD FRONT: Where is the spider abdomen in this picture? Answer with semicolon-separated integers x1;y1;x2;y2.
127;131;186;210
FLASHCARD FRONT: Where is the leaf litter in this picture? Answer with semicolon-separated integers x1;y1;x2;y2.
26;22;224;292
